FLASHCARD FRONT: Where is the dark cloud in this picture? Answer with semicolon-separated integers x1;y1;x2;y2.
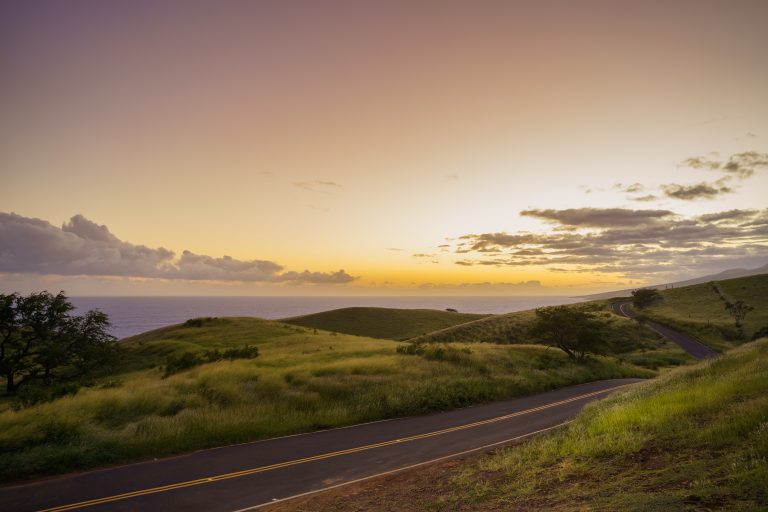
520;208;674;227
697;209;758;223
412;253;437;258
661;181;733;200
0;213;356;284
681;151;768;179
453;208;768;280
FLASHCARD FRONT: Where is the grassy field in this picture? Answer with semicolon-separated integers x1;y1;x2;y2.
409;300;690;369
281;307;487;340
0;317;652;482
278;338;768;511
639;273;768;352
445;337;768;511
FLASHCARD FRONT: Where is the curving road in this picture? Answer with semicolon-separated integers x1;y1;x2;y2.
612;302;718;359
0;379;641;512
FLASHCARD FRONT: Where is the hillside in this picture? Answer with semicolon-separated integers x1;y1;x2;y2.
281;307;487;340
641;273;768;352
0;316;650;482
580;262;768;300
269;338;768;512
410;301;687;369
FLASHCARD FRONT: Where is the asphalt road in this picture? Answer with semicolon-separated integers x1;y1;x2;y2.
0;378;641;512
612;302;719;359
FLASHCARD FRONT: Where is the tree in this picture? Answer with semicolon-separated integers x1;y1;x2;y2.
529;306;606;361
0;292;116;393
631;288;661;309
725;300;754;338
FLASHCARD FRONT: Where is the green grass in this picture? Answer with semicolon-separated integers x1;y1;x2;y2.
438;337;768;511
410;300;690;369
0;317;651;482
639;273;768;352
281;307;487;340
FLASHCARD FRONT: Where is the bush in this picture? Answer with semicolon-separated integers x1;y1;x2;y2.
163;352;203;376
163;344;259;376
183;317;218;328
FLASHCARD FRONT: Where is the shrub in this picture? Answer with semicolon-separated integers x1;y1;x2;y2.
163;344;259;376
183;317;218;328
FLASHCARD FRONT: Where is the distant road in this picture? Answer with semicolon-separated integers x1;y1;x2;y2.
0;379;641;512
612;302;718;359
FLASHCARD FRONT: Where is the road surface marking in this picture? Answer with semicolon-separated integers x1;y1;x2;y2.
37;384;629;512
232;421;574;511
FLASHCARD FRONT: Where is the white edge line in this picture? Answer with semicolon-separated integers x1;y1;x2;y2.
3;381;624;490
231;421;573;512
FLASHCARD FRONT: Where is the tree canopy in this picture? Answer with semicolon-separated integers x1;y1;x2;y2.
0;291;116;393
529;306;606;361
631;288;662;309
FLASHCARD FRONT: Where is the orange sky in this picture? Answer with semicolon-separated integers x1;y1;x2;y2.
1;1;767;295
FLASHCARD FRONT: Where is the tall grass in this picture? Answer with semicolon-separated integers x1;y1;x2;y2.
0;317;651;482
444;338;768;511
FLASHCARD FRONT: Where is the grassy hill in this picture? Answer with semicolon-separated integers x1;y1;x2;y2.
281;307;487;340
640;273;768;352
0;316;650;482
410;301;688;369
275;338;768;511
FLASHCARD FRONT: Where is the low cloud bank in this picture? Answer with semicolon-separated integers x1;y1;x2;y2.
0;213;356;284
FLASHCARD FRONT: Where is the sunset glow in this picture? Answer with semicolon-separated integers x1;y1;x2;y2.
2;0;767;295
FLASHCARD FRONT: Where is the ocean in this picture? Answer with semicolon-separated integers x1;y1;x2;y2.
70;296;583;339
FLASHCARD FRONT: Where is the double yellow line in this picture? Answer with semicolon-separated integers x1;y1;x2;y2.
38;384;627;512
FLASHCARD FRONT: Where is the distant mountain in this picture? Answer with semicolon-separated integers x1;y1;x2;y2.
579;262;768;299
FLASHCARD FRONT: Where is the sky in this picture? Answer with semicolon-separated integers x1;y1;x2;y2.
1;0;767;296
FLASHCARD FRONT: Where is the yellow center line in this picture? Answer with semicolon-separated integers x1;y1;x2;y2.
37;384;628;512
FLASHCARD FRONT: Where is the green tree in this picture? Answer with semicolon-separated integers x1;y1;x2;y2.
529;306;605;361
631;288;662;309
0;291;116;393
725;300;754;338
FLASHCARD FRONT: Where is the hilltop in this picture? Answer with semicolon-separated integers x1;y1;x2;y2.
281;307;487;340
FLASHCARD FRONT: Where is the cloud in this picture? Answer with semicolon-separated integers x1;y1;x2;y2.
697;209;758;223
417;280;543;291
681;151;768;179
275;269;356;284
385;247;404;251
0;213;356;284
722;151;768;179
412;253;437;258
293;180;342;191
452;207;768;280
520;208;675;227
661;180;733;200
632;194;658;202
681;155;722;171
613;182;645;193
